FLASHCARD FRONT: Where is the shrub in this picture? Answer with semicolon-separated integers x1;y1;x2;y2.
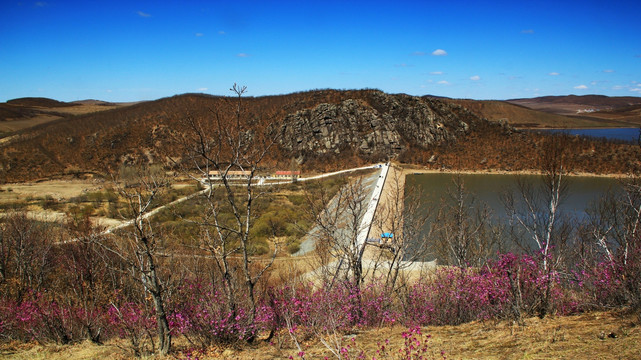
403;266;511;326
0;291;92;344
168;278;257;346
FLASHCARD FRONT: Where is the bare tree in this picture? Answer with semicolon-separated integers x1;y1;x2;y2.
59;215;111;343
178;84;279;342
96;165;173;355
502;135;573;318
434;174;497;268
0;212;54;299
504;136;573;267
588;174;641;309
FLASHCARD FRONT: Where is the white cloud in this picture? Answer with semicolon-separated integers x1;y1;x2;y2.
411;51;426;56
218;30;226;35
603;69;614;73
470;75;480;81
34;2;47;7
437;80;449;85
197;87;208;91
395;63;412;68
521;29;534;34
612;85;624;90
548;72;560;76
574;85;588;90
430;71;443;75
106;89;113;93
137;11;151;17
195;33;204;37
431;49;447;56
631;88;641;93
237;53;250;57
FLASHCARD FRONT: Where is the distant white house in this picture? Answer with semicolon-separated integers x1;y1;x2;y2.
202;170;301;183
205;170;252;181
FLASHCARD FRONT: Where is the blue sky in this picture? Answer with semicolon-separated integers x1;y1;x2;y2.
1;0;640;102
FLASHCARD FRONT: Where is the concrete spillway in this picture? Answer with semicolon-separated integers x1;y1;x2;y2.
355;162;390;249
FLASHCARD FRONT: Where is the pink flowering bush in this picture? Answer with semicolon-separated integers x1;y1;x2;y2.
403;252;576;326
2;248;640;353
577;246;641;311
489;252;564;317
403;266;511;325
107;299;156;356
0;291;89;344
265;280;398;340
168;278;257;345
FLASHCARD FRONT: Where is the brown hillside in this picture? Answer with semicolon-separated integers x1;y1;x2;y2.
508;95;641;116
441;99;620;128
70;99;117;106
0;90;493;181
0;99;133;136
0;90;639;183
6;97;78;108
580;104;641;127
0;103;39;121
510;94;641;107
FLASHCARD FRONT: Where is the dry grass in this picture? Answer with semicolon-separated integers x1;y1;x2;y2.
422;311;640;360
0;179;103;201
0;103;130;135
0;340;131;360
44;104;125;116
2;311;638;359
0;114;61;133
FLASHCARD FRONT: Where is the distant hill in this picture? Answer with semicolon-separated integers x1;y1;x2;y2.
437;99;618;128
0;97;135;135
507;95;641;116
6;97;78;108
71;99;116;106
584;104;641;127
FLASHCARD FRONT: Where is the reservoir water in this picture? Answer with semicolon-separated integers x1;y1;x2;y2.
405;173;623;259
406;173;622;219
530;128;640;143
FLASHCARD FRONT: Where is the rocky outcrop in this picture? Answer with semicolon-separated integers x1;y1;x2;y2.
279;91;481;163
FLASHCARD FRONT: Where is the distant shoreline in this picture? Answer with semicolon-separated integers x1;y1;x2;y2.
515;126;640;130
399;165;631;179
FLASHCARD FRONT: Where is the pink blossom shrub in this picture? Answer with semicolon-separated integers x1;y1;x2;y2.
0;291;90;344
168;278;256;345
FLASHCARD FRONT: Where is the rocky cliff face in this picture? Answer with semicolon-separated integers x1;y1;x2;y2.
279;91;479;163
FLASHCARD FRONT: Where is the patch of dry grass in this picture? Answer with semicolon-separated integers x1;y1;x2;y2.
0;114;61;133
423;311;639;359
3;311;638;359
0;180;103;201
